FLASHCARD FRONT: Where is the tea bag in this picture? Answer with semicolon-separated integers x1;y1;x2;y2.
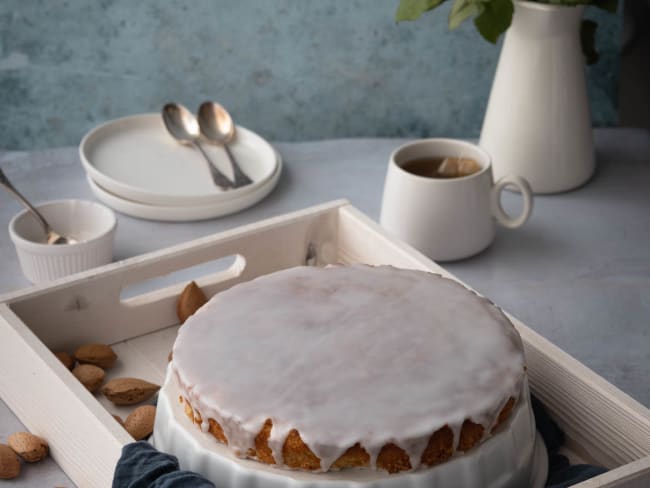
438;157;482;178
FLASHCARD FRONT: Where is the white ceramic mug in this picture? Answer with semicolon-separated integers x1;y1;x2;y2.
380;139;533;262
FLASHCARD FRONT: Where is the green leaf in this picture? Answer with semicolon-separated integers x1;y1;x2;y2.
448;0;485;30
580;19;599;65
473;0;513;43
395;0;446;22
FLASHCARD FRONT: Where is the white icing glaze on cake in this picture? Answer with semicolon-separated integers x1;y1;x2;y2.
172;265;526;472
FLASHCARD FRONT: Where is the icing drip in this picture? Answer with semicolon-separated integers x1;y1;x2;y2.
172;265;526;472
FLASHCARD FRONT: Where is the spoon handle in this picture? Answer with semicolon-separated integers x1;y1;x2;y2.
224;143;253;187
0;167;51;234
193;142;235;190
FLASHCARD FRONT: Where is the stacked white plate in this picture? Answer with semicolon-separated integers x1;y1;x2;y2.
79;114;282;221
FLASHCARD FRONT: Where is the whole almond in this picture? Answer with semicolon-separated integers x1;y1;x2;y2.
125;405;156;440
176;281;207;324
101;378;160;406
74;343;117;369
8;432;48;463
72;364;105;392
0;444;20;479
54;351;75;370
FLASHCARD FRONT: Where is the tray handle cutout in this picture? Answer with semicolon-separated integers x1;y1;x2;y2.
119;254;245;306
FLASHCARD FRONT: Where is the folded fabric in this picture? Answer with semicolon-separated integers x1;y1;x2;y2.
547;457;608;488
532;396;608;487
113;441;214;488
113;395;608;487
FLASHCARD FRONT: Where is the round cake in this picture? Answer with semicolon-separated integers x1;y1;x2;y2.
170;265;526;474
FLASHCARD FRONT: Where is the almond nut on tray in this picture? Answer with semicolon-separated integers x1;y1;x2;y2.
102;377;160;406
125;405;156;440
74;343;118;369
177;281;207;324
72;364;105;393
54;351;75;370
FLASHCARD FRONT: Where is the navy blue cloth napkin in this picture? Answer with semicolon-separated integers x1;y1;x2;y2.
113;442;214;488
532;396;607;488
113;396;606;487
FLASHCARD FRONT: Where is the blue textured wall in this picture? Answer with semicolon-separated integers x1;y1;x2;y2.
0;1;619;149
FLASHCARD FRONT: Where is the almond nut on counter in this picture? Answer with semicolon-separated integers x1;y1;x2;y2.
0;444;20;479
102;377;160;406
7;432;48;463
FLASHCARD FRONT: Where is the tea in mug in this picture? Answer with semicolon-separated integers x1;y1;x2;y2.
401;157;482;179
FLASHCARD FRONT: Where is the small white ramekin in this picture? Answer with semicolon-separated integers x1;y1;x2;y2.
8;199;117;284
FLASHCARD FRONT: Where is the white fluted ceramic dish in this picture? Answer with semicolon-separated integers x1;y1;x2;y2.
153;369;547;488
79;113;278;206
8;200;116;283
86;151;281;221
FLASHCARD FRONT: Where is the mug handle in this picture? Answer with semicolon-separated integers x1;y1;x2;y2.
490;175;533;229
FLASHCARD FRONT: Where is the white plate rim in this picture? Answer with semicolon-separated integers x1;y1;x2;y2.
79;113;278;206
86;152;282;222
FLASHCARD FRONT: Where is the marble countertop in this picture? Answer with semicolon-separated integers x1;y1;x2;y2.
1;128;649;487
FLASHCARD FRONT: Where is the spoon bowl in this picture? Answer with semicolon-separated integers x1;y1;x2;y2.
161;103;234;190
198;102;253;188
198;102;235;144
162;103;201;143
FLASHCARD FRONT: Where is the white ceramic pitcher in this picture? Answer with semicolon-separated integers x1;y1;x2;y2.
479;1;594;194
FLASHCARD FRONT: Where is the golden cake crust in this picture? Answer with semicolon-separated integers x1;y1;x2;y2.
180;396;517;473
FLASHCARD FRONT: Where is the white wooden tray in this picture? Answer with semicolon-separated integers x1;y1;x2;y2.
0;201;648;487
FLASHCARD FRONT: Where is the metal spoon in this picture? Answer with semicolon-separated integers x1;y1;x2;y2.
198;101;253;188
0;168;75;245
161;103;234;190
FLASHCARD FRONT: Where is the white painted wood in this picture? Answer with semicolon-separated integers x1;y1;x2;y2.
337;205;453;274
572;457;650;487
0;303;131;488
0;200;648;487
2;200;343;351
517;324;650;467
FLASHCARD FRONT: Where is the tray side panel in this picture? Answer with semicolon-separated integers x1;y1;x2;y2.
519;324;650;468
5;201;342;351
0;304;131;488
572;457;650;487
336;205;451;275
